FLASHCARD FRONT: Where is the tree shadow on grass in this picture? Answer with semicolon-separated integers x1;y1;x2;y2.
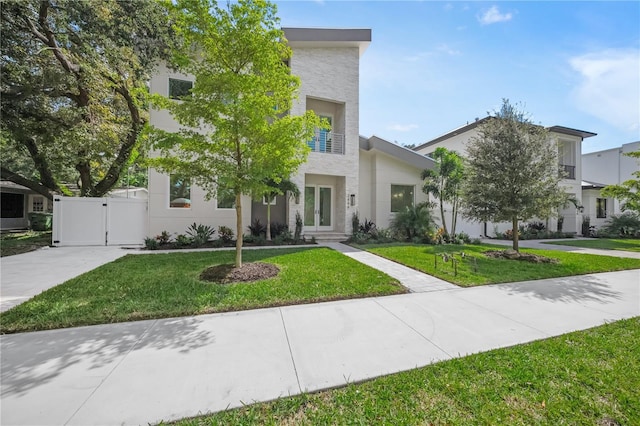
498;274;623;304
1;316;214;397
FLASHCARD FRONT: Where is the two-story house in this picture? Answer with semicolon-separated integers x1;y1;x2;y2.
582;141;640;229
147;28;433;240
413;118;596;237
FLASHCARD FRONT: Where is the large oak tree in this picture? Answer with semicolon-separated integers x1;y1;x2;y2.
1;0;172;199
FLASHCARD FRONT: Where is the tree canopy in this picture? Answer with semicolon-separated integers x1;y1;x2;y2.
147;0;322;267
601;150;640;214
462;99;569;251
1;0;172;199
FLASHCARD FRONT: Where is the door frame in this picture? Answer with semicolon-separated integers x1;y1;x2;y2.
304;184;334;232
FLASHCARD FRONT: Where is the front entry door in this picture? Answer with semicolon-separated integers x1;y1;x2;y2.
304;185;333;231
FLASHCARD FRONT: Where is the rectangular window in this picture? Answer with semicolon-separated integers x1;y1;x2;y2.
391;185;414;213
1;193;24;218
596;198;607;219
217;187;235;209
169;175;191;208
262;195;276;205
32;196;44;212
168;78;193;100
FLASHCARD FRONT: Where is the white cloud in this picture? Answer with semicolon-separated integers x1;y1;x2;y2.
388;124;419;132
570;49;640;133
437;44;461;56
478;6;512;25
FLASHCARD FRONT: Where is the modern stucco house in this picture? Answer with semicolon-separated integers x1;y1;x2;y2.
582;141;640;228
413;118;597;237
147;28;434;240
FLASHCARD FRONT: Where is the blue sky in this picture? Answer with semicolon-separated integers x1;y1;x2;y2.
274;1;640;153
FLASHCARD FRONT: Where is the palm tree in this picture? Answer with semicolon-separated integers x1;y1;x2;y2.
262;178;300;241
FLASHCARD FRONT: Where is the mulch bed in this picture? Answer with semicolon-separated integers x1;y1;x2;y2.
199;262;280;284
484;249;559;264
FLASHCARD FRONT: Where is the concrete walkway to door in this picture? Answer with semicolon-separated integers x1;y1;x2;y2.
0;246;128;312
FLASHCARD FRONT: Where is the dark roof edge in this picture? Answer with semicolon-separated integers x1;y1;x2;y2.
282;28;371;43
413;117;597;152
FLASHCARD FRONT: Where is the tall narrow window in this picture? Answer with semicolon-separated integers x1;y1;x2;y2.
169;176;191;208
596;198;607;219
391;185;415;212
168;78;193;100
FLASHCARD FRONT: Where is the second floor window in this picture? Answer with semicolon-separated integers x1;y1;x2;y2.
169;175;191;208
168;78;193;100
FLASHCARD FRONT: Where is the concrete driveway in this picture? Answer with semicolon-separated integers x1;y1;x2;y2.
0;246;129;312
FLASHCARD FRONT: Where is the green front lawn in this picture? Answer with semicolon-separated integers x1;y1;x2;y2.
0;231;51;257
543;238;640;252
0;248;404;333
363;243;640;286
171;317;640;425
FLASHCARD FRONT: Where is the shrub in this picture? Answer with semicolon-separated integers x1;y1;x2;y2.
390;202;436;242
294;211;303;241
270;222;288;239
144;237;159;250
248;218;266;237
351;212;360;236
174;234;192;247
243;234;266;245
218;226;234;243
359;218;377;235
186;223;215;242
455;231;471;244
155;231;172;245
601;212;640;237
273;229;293;245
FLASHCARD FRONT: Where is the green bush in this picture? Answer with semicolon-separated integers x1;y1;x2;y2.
186;223;215;245
601;213;640;237
390;202;436;242
218;226;234;243
175;234;192;247
144;237;159;250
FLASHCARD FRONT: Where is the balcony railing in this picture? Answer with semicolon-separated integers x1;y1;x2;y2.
308;130;345;155
560;164;576;180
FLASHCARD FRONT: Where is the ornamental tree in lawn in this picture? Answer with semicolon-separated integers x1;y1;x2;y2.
462;99;569;252
147;0;322;267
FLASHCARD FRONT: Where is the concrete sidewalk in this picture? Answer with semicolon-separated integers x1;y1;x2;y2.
2;268;638;425
482;238;640;259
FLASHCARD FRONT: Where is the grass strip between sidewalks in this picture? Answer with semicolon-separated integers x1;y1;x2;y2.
169;317;640;425
0;247;404;333
542;238;640;252
362;243;640;286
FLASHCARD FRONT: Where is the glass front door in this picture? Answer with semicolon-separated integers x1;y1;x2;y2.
304;185;332;231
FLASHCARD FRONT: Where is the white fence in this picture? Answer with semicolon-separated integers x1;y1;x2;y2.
52;196;148;246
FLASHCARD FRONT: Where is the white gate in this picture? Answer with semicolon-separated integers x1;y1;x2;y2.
52;196;148;246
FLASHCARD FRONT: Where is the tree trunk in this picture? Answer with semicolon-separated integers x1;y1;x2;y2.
439;200;448;236
235;192;243;268
266;200;272;241
512;216;519;252
0;167;55;201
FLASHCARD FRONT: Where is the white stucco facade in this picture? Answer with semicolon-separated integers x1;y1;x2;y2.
145;28;433;239
582;141;639;220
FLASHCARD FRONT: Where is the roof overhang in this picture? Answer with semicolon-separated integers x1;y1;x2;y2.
581;180;606;189
283;28;371;56
360;135;435;170
548;126;597;139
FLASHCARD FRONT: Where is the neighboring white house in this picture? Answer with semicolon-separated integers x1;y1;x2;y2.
147;28;434;239
413;118;597;237
582;141;640;228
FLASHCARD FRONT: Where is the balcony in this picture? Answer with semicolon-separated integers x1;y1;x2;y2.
308;130;345;155
560;164;576;180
